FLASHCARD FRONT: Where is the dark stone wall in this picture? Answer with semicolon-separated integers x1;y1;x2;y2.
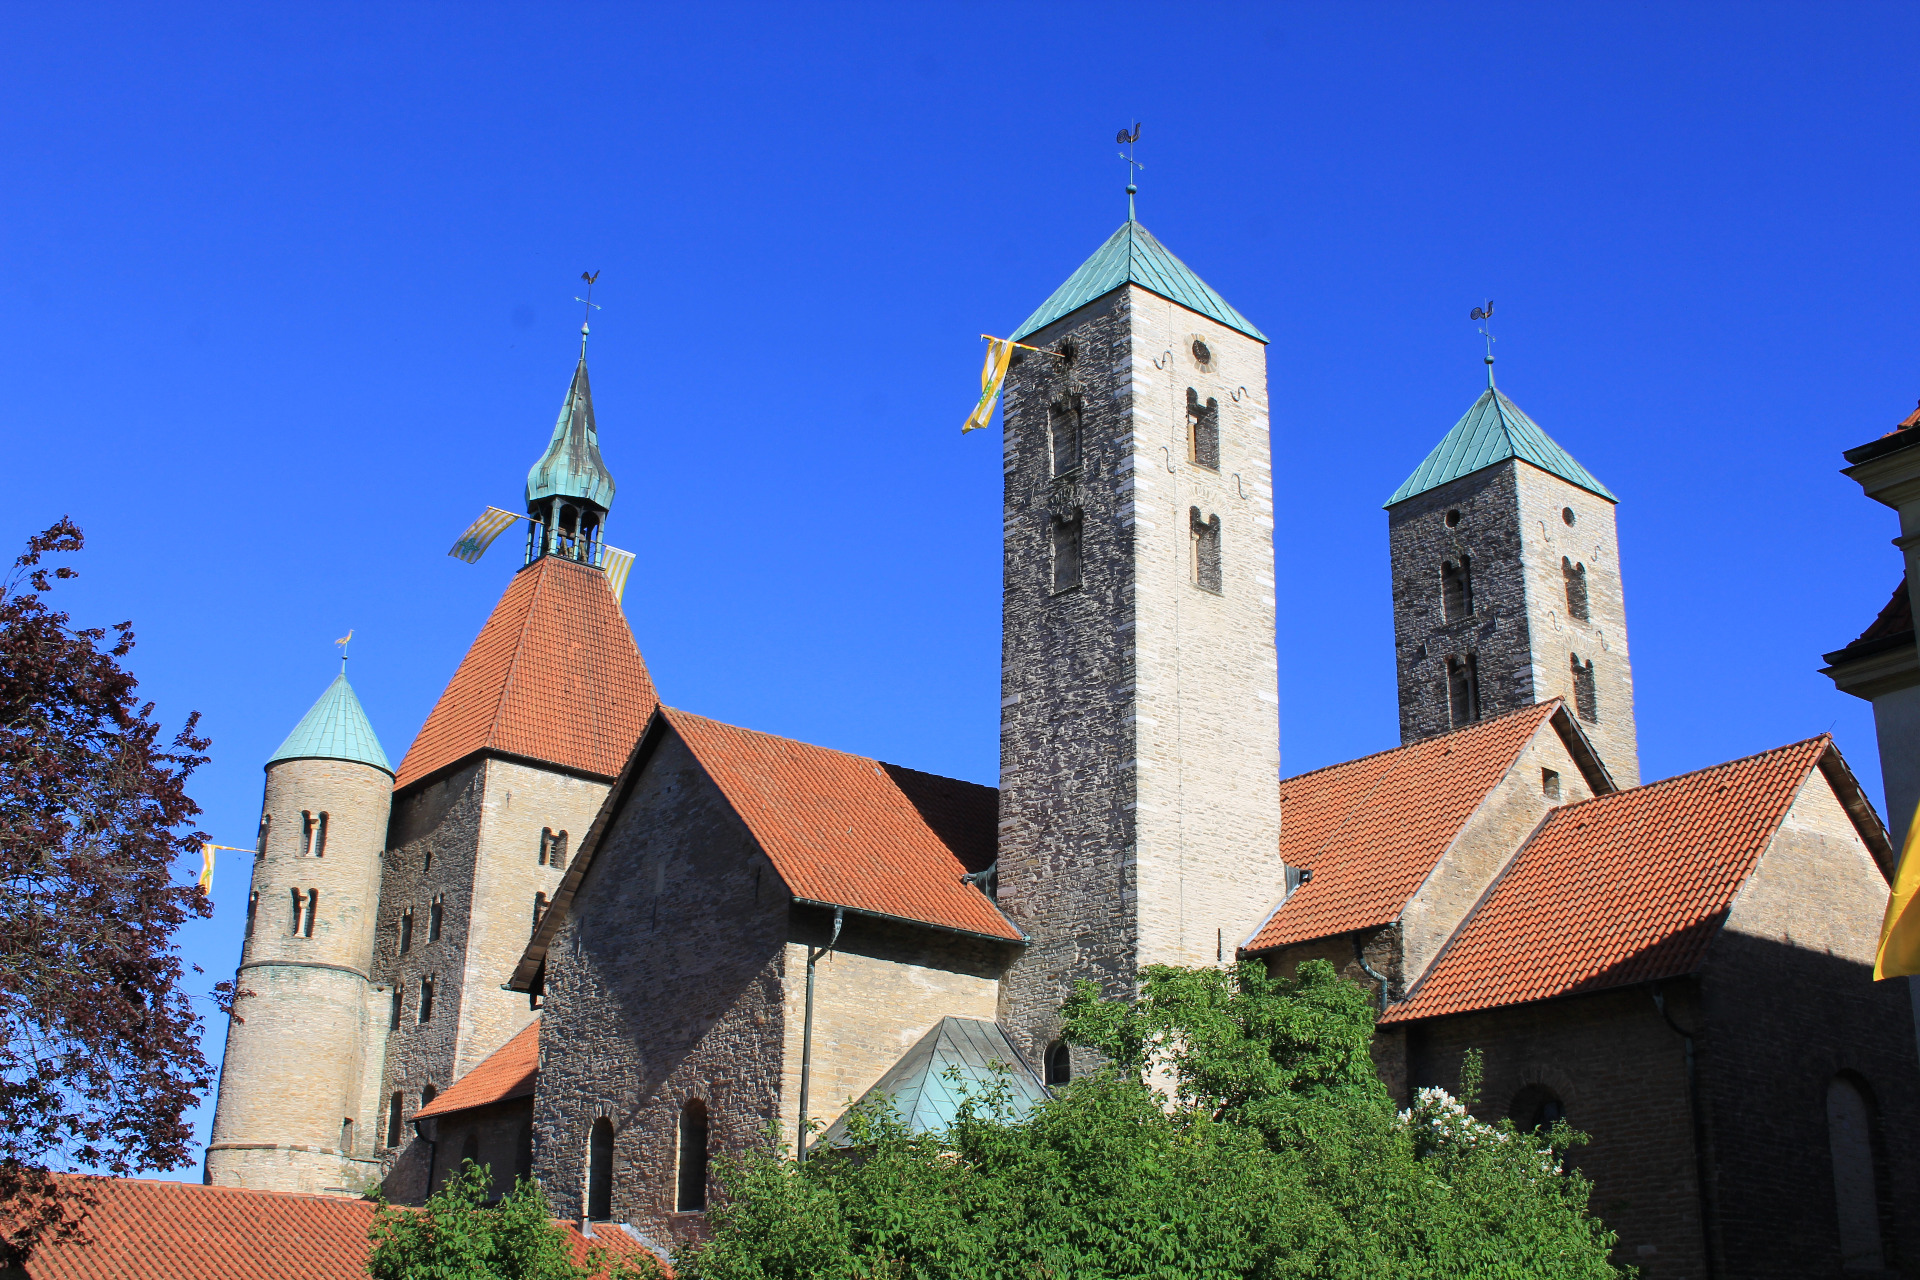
420;1096;535;1201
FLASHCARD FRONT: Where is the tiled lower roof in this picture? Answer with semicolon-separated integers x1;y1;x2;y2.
415;1019;539;1120
1245;703;1562;953
1382;738;1837;1024
16;1175;658;1279
394;555;657;790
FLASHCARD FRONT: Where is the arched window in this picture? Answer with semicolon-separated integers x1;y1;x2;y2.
418;976;435;1023
301;811;315;858
1049;396;1082;477
386;1092;404;1149
1191;508;1222;594
422;1084;437;1108
585;1117;614;1221
257;812;271;855
532;893;547;938
429;894;444;942
1509;1084;1565;1133
1044;1042;1071;1086
1441;556;1473;621
677;1100;709;1213
1563;557;1590;622
1447;654;1480;727
399;907;414;954
245;892;258;939
313;812;329;858
302;889;319;937
1571;654;1598;723
1187;388;1220;470
290;888;303;935
539;827;553;866
389;988;402;1030
1827;1073;1885;1270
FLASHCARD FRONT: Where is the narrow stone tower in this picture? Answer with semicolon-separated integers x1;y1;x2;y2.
1385;370;1640;786
206;672;394;1194
995;215;1286;1070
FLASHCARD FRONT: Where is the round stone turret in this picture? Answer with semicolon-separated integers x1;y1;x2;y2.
206;673;394;1195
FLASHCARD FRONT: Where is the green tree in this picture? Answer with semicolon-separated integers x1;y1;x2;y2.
368;1161;663;1280
681;960;1626;1280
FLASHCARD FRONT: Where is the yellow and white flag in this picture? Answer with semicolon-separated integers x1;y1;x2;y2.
963;337;1016;434
1875;808;1920;979
199;843;216;894
602;545;636;602
449;506;522;563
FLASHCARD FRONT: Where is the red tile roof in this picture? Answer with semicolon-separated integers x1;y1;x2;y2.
415;1019;539;1120
668;709;1018;941
1244;703;1562;953
1381;738;1833;1024
394;556;658;791
16;1175;660;1279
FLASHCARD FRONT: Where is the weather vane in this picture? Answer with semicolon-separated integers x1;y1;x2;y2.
575;270;601;348
1470;300;1495;385
1117;123;1142;220
334;628;353;672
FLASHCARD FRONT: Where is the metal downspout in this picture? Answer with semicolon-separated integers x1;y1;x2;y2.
796;906;843;1164
1653;984;1718;1279
1354;935;1392;1014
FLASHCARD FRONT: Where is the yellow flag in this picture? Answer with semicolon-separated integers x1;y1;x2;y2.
963;338;1016;434
199;842;216;894
1875;809;1920;979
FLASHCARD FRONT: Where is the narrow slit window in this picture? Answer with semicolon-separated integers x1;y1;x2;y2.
552;831;568;868
1542;768;1561;800
399;908;414;954
389;988;402;1030
340;1118;354;1152
677;1100;708;1212
386;1092;404;1149
300;811;315;858
1050;512;1082;592
1571;653;1598;723
1049;396;1082;477
429;894;443;942
1447;654;1481;727
586;1117;614;1221
532;893;547;938
1441;556;1473;621
246;892;258;939
1186;388;1220;470
1563;557;1590;622
313;812;329;858
290;888;303;936
302;889;319;937
1827;1073;1886;1270
1191;508;1222;594
257;813;271;856
419;975;435;1023
539;827;553;866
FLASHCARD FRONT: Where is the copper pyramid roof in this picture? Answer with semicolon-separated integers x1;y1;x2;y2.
392;555;657;791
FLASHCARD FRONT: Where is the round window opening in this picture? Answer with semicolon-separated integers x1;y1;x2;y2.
1444;509;1461;528
1192;339;1212;367
1561;506;1577;526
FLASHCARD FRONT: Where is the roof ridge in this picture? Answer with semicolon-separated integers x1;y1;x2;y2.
1545;733;1830;816
1279;701;1556;786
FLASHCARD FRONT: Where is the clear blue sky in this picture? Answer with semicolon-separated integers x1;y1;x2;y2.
4;3;1916;1177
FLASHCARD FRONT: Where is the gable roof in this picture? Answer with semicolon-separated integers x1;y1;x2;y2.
1011;220;1266;343
414;1019;539;1120
267;674;391;776
817;1018;1049;1149
510;707;1018;991
1381;736;1887;1024
13;1175;658;1279
1386;385;1616;508
393;554;657;791
1245;702;1604;954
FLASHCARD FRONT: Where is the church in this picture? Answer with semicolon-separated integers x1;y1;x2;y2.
204;210;1919;1279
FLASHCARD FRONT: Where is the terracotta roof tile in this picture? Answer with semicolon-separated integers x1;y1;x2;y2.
667;709;1020;941
415;1019;540;1119
1381;737;1831;1024
1245;703;1560;953
17;1175;660;1279
394;556;657;790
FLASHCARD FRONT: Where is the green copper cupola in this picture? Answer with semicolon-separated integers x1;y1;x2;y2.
524;337;616;567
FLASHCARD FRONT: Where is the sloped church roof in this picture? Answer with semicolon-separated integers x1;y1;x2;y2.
268;673;392;775
1386;383;1616;507
1012;220;1267;343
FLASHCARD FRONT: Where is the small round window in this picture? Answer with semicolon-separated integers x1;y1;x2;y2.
1561;507;1577;526
1191;339;1212;367
1444;509;1461;528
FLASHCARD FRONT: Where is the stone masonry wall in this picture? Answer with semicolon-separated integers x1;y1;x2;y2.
1702;768;1919;1277
1512;463;1639;786
776;909;1007;1143
419;1097;535;1201
206;755;391;1194
532;731;789;1252
997;282;1284;1069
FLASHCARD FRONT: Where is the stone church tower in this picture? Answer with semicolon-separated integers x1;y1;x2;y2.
1384;368;1640;786
995;215;1286;1069
206;673;395;1194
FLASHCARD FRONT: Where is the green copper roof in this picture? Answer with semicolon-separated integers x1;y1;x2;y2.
267;674;393;776
1385;383;1617;507
817;1018;1049;1148
526;353;616;513
1012;220;1266;344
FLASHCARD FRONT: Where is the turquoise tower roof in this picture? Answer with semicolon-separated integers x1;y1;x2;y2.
1012;220;1266;344
816;1018;1050;1148
526;353;616;513
1386;383;1616;508
267;674;393;776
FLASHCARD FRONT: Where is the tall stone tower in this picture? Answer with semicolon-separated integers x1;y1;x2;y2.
1385;369;1640;786
206;672;394;1194
373;330;658;1201
995;215;1286;1069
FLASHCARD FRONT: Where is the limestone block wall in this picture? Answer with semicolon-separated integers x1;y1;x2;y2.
997;283;1284;1068
776;911;1005;1142
206;756;390;1193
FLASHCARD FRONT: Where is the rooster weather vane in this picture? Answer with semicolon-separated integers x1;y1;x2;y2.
1471;300;1496;383
1117;122;1143;218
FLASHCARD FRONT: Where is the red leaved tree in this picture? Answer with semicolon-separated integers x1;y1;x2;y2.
0;519;222;1261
